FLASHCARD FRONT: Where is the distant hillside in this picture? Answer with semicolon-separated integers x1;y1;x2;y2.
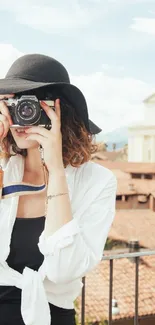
96;127;128;151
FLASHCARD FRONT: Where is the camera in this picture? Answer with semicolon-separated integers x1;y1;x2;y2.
4;95;55;128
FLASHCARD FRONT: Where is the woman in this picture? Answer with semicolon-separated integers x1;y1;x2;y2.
0;54;117;325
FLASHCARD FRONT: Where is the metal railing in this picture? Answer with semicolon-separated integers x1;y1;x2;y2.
81;250;155;325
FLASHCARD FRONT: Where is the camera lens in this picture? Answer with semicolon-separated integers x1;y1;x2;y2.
20;105;33;118
15;100;41;125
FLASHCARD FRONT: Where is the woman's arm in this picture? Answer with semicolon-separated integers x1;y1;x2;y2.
38;167;117;284
44;168;73;237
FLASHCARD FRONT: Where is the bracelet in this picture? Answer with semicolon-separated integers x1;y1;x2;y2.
44;192;68;215
47;192;68;200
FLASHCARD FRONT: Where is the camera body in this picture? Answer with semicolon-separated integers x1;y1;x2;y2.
4;95;55;128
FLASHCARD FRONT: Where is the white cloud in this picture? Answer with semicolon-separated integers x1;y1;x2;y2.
130;17;155;35
0;0;105;32
0;44;154;134
102;64;124;72
107;0;155;4
0;0;153;36
71;72;154;133
0;44;23;77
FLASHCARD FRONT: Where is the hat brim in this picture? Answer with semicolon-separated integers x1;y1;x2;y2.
88;119;102;134
0;78;102;134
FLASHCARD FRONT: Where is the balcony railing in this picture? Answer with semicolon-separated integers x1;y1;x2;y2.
80;250;155;325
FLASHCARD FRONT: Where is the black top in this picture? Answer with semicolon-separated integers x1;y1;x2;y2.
0;217;76;325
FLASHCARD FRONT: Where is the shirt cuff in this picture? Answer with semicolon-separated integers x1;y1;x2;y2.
38;218;80;256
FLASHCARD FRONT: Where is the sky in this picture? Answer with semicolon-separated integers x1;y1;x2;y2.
0;0;155;135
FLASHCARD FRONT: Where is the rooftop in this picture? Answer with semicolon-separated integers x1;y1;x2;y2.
116;178;155;195
92;159;155;174
76;254;155;322
109;209;155;248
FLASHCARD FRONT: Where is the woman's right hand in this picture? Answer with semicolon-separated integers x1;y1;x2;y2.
0;94;14;140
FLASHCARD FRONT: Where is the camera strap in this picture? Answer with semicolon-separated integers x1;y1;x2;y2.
1;182;46;199
0;139;10;199
0;166;3;199
38;144;48;186
0;145;48;200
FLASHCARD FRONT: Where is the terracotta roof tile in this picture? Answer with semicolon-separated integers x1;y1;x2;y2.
111;169;131;180
92;159;155;174
75;255;155;322
91;151;123;161
109;209;155;248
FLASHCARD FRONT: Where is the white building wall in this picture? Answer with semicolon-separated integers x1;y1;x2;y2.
128;136;134;161
144;103;155;123
143;135;151;162
128;135;143;162
150;136;155;162
128;93;155;162
128;126;155;162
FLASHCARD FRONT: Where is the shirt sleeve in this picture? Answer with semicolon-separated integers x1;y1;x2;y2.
38;171;117;284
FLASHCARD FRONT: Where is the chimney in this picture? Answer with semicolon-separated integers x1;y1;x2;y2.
112;298;120;315
128;240;140;253
128;240;140;263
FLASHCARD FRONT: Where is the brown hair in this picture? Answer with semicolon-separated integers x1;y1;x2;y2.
6;98;99;168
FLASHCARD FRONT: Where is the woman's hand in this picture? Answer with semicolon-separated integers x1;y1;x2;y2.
0;94;14;140
25;99;63;173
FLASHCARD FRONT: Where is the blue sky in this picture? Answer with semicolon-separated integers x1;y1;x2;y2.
0;0;155;135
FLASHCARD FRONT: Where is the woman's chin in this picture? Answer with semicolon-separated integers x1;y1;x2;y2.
10;129;39;150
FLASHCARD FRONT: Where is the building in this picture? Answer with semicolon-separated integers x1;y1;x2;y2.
81;92;155;324
92;160;155;179
128;94;155;162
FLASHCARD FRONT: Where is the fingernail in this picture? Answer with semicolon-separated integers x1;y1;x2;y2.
40;101;46;106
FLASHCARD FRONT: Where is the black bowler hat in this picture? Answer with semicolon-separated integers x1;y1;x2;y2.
0;54;102;135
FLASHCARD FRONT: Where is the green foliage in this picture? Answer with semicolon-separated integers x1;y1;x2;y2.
105;238;114;249
105;238;127;250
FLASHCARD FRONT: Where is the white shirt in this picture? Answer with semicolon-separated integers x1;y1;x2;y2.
0;154;117;325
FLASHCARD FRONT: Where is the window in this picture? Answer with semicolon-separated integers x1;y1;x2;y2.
145;174;152;179
132;173;141;179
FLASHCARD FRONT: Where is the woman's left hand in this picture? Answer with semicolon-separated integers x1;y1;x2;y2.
25;99;63;173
